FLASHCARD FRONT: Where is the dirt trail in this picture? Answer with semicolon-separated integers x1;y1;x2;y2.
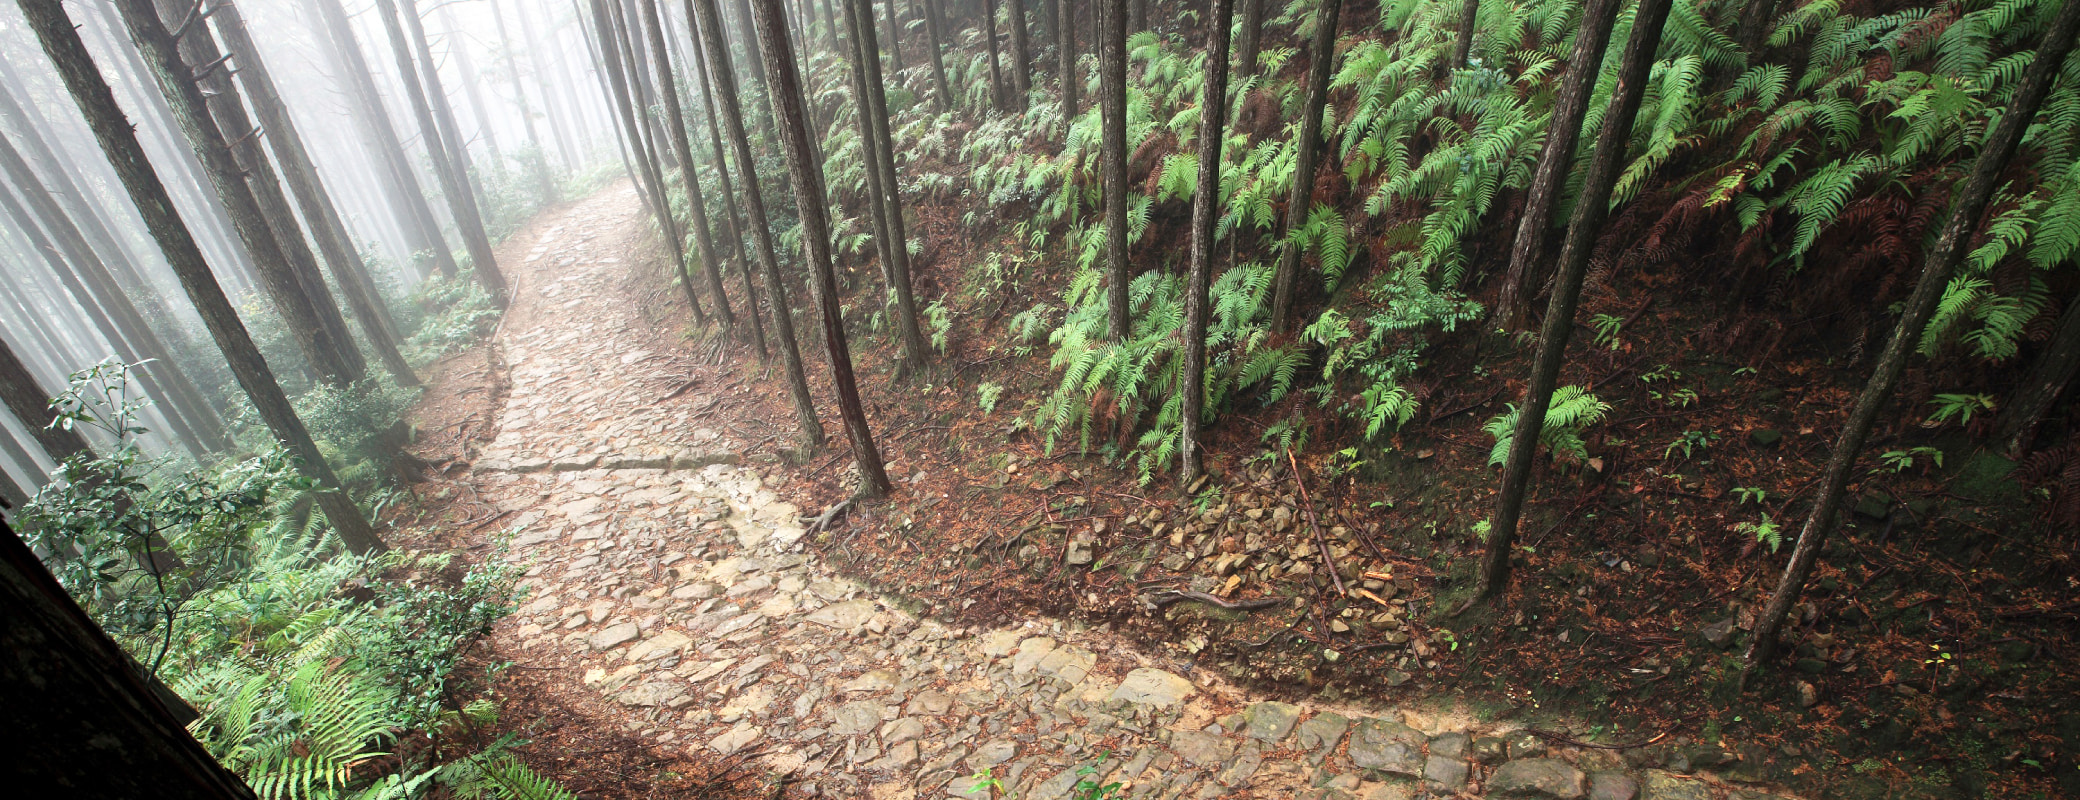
442;184;1800;800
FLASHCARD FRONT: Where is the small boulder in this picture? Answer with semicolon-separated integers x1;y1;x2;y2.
1489;758;1586;799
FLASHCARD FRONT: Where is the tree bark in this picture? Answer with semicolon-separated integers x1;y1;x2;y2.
921;0;956;110
694;0;826;446
374;0;510;304
984;0;1007;109
214;0;421;389
0;332;91;464
640;0;736;324
1471;0;1672;607
750;0;892;495
0;513;259;799
0;132;229;456
595;0;706;323
112;0;367;391
1494;0;1619;330
23;0;384;554
438;7;508;175
491;0;564;202
1234;0;1260;81
1744;0;2080;669
846;0;931;369
1099;0;1129;338
302;0;460;280
1058;0;1076;129
685;0;771;357
1006;0;1031;108
882;0;906;69
1179;0;1233;484
1267;0;1340;332
1450;0;1480;70
514;0;582;174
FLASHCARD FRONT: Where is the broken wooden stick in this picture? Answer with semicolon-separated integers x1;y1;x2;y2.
1148;590;1285;611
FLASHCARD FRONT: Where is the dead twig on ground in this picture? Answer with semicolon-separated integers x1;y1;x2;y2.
1286;445;1347;597
1148;590;1285;611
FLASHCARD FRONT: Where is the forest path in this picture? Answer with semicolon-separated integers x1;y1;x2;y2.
453;184;1768;800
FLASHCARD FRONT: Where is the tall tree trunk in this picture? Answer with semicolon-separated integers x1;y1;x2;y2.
1006;0;1031;108
1470;0;1671;607
882;0;906;69
1099;0;1129;338
375;0;511;304
303;0;460;280
921;0;956;110
1266;0;1341;332
23;0;385;554
1996;295;2080;455
153;0;369;388
694;0;826;446
844;0;901;287
1179;0;1233;484
1494;0;1619;330
491;0;563;202
685;0;771;357
1450;0;1480;70
438;8;508;174
515;0;582;174
1058;0;1076;129
750;0;891;495
1744;0;2080;670
1;513;258;799
1734;0;1777;63
0;133;229;456
114;0;367;389
984;0;1007;109
846;0;930;369
214;0;421;389
595;0;707;323
640;0;735;323
1234;0;1260;80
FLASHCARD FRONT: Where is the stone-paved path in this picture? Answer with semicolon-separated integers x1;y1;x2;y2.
461;186;1804;800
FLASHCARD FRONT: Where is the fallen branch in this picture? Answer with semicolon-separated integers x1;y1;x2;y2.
1147;590;1285;611
657;379;700;402
806;499;853;533
1285;445;1347;596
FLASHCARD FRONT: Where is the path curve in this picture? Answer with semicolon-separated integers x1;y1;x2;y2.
463;185;1801;800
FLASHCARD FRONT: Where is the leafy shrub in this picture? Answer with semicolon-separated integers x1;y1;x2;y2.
1483;386;1610;467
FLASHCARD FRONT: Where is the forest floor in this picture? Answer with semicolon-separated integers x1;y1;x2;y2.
383;182;1843;800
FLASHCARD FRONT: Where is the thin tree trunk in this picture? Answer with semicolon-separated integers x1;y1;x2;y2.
0;133;229;455
1179;0;1233;484
25;0;384;554
1450;0;1479;70
304;0;460;280
845;0;901;288
750;0;891;495
1006;0;1031;108
685;0;770;357
1744;0;2080;670
153;0;369;388
375;0;511;304
640;0;734;323
1058;0;1076;129
439;8;508;174
694;0;826;445
1471;0;1671;606
596;0;706;323
0;332;91;464
847;0;930;368
1494;0;1619;330
1099;0;1129;338
984;0;1007;109
921;0;956;110
882;0;905;69
1997;295;2080;455
215;0;421;389
515;0;581;175
491;0;562;201
1234;0;1260;80
115;0;367;389
1266;0;1341;332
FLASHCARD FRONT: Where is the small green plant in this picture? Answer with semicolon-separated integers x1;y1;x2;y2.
965;766;1007;798
1875;446;1944;474
1071;752;1125;800
1640;365;1698;408
1663;430;1720;461
925;300;954;354
977;382;1005;415
1925;393;1994;426
1590;313;1625;350
1483;386;1609;467
1736;514;1785;553
1732;486;1768;505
